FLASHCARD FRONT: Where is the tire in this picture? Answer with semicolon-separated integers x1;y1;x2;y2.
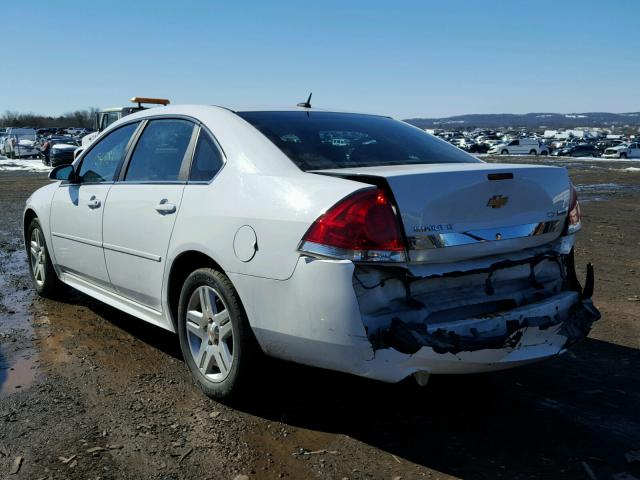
621;153;627;159
501;149;509;155
26;218;65;298
540;150;548;156
177;268;259;400
529;149;537;155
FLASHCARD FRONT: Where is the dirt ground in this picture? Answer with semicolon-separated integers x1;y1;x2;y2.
0;156;639;480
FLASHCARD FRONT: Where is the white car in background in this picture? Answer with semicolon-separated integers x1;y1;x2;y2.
23;105;599;399
488;138;548;155
602;142;640;159
4;127;40;158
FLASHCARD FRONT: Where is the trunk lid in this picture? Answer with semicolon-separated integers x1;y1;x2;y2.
315;163;571;263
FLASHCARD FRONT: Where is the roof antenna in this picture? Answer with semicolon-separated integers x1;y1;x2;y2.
297;92;312;108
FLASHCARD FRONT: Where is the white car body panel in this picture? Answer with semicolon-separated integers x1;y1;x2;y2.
103;184;186;310
49;183;113;289
51;143;77;151
24;105;599;383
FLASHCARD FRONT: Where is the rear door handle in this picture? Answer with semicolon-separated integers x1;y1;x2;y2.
87;196;101;209
155;199;176;215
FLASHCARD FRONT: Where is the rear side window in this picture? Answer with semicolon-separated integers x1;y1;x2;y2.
189;130;223;182
237;111;479;171
77;122;139;183
124;119;194;182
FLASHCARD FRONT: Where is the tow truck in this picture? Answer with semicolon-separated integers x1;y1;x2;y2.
80;97;170;148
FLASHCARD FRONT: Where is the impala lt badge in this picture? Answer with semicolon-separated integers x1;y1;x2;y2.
487;195;509;208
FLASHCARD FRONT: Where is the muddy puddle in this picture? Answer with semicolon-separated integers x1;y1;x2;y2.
0;243;39;396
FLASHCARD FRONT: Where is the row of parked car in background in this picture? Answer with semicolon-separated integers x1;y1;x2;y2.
0;126;93;165
2;122;639;169
432;128;640;159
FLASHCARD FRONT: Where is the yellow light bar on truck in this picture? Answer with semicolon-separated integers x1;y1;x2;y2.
130;97;170;106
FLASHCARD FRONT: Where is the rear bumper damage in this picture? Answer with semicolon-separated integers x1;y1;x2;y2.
232;238;600;383
353;245;600;381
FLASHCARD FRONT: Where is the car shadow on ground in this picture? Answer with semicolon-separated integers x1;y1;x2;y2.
237;338;640;479
51;290;640;479
61;289;183;361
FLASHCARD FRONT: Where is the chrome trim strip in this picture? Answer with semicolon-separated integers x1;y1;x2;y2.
408;221;561;250
103;243;161;262
52;232;161;262
299;241;407;263
51;231;102;248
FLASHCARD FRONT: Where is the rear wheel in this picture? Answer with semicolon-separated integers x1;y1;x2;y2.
177;268;258;400
26;218;65;298
529;149;537;155
501;149;509;155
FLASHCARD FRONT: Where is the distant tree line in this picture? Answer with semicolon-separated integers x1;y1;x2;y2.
0;108;99;128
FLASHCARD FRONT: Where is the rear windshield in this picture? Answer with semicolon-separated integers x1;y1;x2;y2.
237;111;480;170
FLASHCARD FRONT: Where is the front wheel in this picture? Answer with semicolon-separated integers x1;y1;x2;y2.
620;153;627;159
177;268;258;400
501;149;509;155
26;218;65;298
529;149;537;155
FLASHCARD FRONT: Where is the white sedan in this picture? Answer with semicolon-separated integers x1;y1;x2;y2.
23;105;600;398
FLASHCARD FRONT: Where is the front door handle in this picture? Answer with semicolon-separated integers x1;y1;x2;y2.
155;199;176;215
87;196;101;209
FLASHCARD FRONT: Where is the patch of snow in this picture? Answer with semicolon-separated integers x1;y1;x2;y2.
0;158;52;173
624;167;640;172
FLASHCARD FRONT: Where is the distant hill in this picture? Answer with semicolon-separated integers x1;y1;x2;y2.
404;112;640;129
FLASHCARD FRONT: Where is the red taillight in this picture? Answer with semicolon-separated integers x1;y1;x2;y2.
567;183;581;233
299;188;407;262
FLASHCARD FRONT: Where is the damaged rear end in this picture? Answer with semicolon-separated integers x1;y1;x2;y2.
301;163;600;380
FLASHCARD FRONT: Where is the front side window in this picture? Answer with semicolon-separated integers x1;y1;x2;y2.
509;140;519;146
237;111;479;171
189;131;224;182
77;122;139;183
124;119;194;182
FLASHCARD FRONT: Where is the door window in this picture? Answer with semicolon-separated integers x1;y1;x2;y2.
189;130;224;182
509;140;519;146
77;122;139;183
124;119;194;182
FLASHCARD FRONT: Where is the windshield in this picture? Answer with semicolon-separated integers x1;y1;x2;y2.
237;111;480;170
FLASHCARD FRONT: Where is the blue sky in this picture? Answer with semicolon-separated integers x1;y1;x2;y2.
2;0;638;118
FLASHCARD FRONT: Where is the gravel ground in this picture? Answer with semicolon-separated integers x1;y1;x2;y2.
0;156;639;480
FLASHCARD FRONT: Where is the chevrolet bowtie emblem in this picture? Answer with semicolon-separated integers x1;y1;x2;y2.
487;195;509;208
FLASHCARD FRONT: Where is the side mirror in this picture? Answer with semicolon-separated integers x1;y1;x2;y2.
49;164;76;182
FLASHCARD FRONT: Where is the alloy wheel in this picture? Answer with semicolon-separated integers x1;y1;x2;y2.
30;228;46;287
185;285;234;382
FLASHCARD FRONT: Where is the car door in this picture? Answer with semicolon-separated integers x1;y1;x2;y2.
49;122;140;289
630;143;640;158
102;118;196;310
